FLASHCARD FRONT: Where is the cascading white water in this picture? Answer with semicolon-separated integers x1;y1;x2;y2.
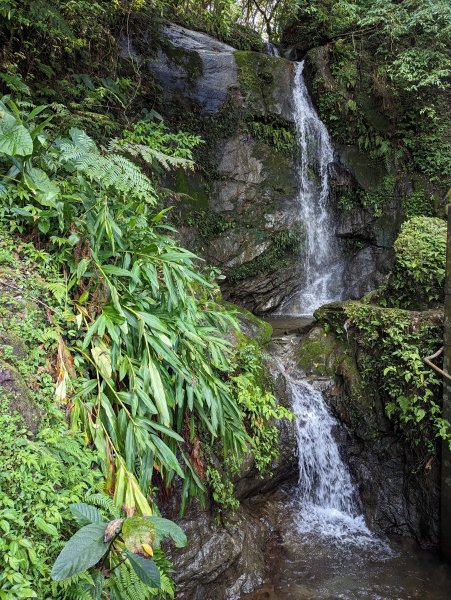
277;349;381;546
280;61;344;316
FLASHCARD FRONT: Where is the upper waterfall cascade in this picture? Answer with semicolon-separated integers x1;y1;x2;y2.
280;60;344;316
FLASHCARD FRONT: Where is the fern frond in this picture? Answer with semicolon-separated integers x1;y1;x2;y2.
109;564;150;600
85;492;120;518
113;141;195;172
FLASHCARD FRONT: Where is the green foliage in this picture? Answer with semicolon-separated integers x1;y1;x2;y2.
0;88;289;592
162;0;298;43
203;339;292;512
380;217;447;309
342;303;447;453
51;505;184;594
184;209;236;246
293;0;451;186
402;190;435;219
232;341;292;474
206;467;240;511
0;409;104;599
120;119;204;165
0;99;251;519
50;501;181;598
246;119;295;156
338;175;396;217
0;227;106;599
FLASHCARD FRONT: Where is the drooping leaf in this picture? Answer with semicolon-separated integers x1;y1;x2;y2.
146;516;187;548
147;360;170;426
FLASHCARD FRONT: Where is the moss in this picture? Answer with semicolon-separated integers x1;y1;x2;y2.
338;146;388;193
297;325;365;403
162;43;203;81
234;50;280;115
225;302;273;346
0;232;65;434
173;170;210;210
314;299;445;449
298;326;340;376
0;362;42;434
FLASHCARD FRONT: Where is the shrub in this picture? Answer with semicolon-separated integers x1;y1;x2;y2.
381;216;447;309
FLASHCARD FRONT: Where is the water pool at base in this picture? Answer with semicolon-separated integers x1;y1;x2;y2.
242;495;451;600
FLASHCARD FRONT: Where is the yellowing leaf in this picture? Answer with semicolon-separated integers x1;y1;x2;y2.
91;343;112;380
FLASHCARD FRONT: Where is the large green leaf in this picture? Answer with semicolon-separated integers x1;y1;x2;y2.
26;166;60;204
51;523;109;581
122;516;156;554
126;551;160;588
0;110;33;156
70;503;106;527
146;516;187;548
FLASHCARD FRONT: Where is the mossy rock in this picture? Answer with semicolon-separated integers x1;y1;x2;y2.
234;50;294;120
337;145;388;192
297;325;364;402
224;302;272;346
298;326;340;377
172;170;210;210
0;360;42;434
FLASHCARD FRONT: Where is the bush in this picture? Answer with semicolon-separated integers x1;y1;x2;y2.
381;216;447;309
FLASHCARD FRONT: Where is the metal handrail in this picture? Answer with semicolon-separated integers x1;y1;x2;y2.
424;346;451;381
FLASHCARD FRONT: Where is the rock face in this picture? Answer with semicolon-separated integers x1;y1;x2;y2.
149;24;237;114
169;492;285;600
128;23;401;313
0;275;42;434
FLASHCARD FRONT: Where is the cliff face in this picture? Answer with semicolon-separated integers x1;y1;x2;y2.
129;23;399;314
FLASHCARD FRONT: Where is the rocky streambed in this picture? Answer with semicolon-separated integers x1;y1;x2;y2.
168;320;451;599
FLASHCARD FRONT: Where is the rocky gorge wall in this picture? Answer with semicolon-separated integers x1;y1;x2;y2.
128;23;402;313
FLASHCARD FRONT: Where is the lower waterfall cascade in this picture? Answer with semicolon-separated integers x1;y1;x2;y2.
275;345;384;549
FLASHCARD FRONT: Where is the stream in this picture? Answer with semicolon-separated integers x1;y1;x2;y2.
243;60;451;599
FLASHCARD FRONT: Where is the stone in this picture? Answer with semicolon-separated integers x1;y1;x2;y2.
147;24;238;114
343;246;394;299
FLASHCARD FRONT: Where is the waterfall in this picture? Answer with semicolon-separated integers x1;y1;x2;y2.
283;370;380;546
263;42;280;57
280;61;344;316
272;330;382;546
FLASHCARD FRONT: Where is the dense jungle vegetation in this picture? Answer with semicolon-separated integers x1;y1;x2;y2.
0;0;449;598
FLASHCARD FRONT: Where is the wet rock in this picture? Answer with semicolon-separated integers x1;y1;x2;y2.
171;492;285;600
147;24;237;114
343;246;393;299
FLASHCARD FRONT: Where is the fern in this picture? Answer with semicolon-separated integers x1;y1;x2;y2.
109;564;150;600
113;140;196;172
57;129;157;201
85;492;121;519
